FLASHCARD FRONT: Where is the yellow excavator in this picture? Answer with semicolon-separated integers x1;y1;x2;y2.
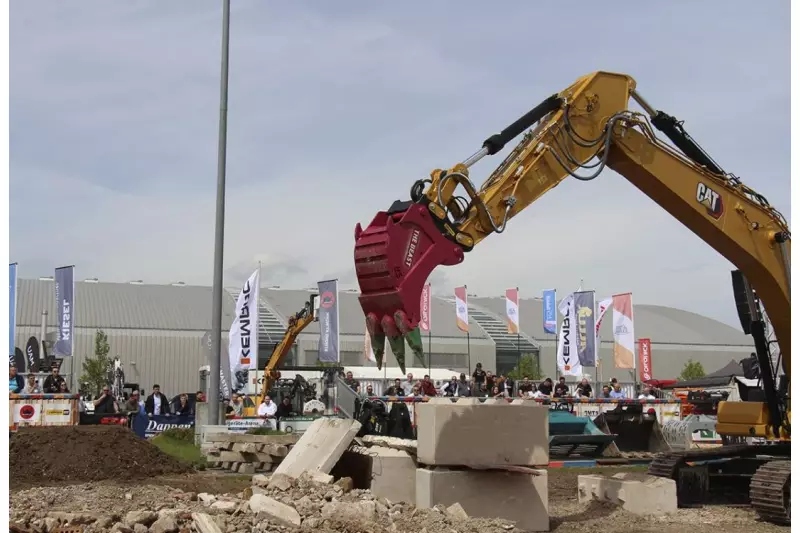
353;71;790;524
257;294;317;406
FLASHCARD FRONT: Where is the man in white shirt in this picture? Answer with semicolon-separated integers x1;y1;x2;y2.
258;396;278;430
637;387;657;400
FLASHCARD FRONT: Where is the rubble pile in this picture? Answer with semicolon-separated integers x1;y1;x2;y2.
9;472;523;533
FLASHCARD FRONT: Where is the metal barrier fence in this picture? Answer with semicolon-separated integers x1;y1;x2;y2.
342;379;670;400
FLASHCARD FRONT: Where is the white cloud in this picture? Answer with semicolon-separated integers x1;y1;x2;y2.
10;1;790;330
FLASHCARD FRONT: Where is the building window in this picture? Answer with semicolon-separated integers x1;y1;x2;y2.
258;344;297;369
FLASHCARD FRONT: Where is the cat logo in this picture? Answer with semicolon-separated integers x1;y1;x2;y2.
696;182;723;219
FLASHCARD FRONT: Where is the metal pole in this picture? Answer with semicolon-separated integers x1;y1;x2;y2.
208;0;231;426
39;310;47;371
427;330;432;374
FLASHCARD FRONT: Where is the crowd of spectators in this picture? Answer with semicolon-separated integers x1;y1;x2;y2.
342;364;661;401
9;365;71;395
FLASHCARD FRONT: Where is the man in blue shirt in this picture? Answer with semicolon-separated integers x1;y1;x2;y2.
9;366;24;394
609;383;626;399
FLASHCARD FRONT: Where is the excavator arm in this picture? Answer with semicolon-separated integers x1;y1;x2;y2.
258;295;317;405
354;71;790;436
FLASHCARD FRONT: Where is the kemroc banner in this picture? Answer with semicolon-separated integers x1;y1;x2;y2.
229;269;260;395
556;293;582;377
542;289;556;335
317;279;340;363
54;266;75;357
9;263;17;361
574;291;596;367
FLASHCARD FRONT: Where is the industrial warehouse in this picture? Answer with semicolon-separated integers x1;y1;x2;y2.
13;277;755;396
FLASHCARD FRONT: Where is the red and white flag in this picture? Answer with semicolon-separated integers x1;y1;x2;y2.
612;293;635;369
454;286;469;333
420;283;432;332
505;288;519;334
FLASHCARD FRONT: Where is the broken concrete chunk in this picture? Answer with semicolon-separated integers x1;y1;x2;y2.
273;418;361;479
252;474;270;487
191;512;223;533
210;500;237;513
321;501;376;522
248;494;302;526
197;493;217;505
267;473;294;491
150;515;178;533
446;502;469;521
123;510;157;528
132;524;148;533
577;474;677;516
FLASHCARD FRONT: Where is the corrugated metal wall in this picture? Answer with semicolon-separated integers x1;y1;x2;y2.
16;326;222;397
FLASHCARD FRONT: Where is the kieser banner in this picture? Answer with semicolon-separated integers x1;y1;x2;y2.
419;283;431;332
505;288;519;335
229;269;260;394
454;286;469;332
543;289;557;334
9;263;17;360
612;293;635;369
557;293;582;376
639;338;653;381
317;279;340;363
574;291;596;367
54;266;75;357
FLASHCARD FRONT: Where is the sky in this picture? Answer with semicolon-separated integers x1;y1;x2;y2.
9;1;790;329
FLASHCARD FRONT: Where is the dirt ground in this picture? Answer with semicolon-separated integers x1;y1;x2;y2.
8;464;788;533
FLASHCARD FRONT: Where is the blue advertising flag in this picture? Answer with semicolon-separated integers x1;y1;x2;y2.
9;263;17;359
574;290;596;367
543;289;557;335
54;266;75;357
317;279;340;363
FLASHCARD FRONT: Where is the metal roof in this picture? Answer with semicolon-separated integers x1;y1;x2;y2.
15;279;751;346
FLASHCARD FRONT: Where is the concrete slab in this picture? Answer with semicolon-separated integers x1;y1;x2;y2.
272;417;361;479
577;473;677;516
366;446;417;504
416;468;548;532
415;402;549;467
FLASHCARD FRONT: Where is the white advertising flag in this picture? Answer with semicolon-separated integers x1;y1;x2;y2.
594;297;612;361
505;288;519;335
557;293;582;376
612;293;635;369
454;286;469;333
364;327;377;363
229;269;260;394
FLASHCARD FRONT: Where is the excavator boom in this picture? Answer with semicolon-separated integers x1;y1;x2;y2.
353;71;791;523
259;295;316;405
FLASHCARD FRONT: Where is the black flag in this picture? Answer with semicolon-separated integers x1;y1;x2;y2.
13;347;26;373
25;337;40;373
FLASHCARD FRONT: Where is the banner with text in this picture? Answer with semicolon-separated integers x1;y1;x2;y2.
229;269;260;394
543;289;557;335
557;293;582;376
574;291;596;367
25;336;40;372
639;338;652;381
595;297;612;363
419;283;431;332
9;263;17;359
131;414;195;439
54;266;74;357
505;288;519;334
612;293;635;369
454;286;469;332
317;279;340;363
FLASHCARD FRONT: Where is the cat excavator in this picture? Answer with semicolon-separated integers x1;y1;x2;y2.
353;71;790;524
257;294;317;406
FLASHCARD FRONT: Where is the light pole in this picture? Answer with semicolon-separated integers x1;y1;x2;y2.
208;0;231;425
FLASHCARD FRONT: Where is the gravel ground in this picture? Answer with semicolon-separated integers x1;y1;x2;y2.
8;467;788;533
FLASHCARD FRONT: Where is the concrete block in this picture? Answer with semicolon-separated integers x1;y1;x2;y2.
416;403;549;467
577;473;677;516
416;468;548;532
273;418;361;479
366;447;417;504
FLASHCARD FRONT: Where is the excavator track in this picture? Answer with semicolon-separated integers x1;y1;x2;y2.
749;460;790;525
647;444;789;510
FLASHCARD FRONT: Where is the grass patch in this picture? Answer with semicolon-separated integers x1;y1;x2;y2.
245;427;287;436
151;432;207;469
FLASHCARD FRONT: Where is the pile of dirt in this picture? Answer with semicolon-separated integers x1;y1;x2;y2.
10;425;191;487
